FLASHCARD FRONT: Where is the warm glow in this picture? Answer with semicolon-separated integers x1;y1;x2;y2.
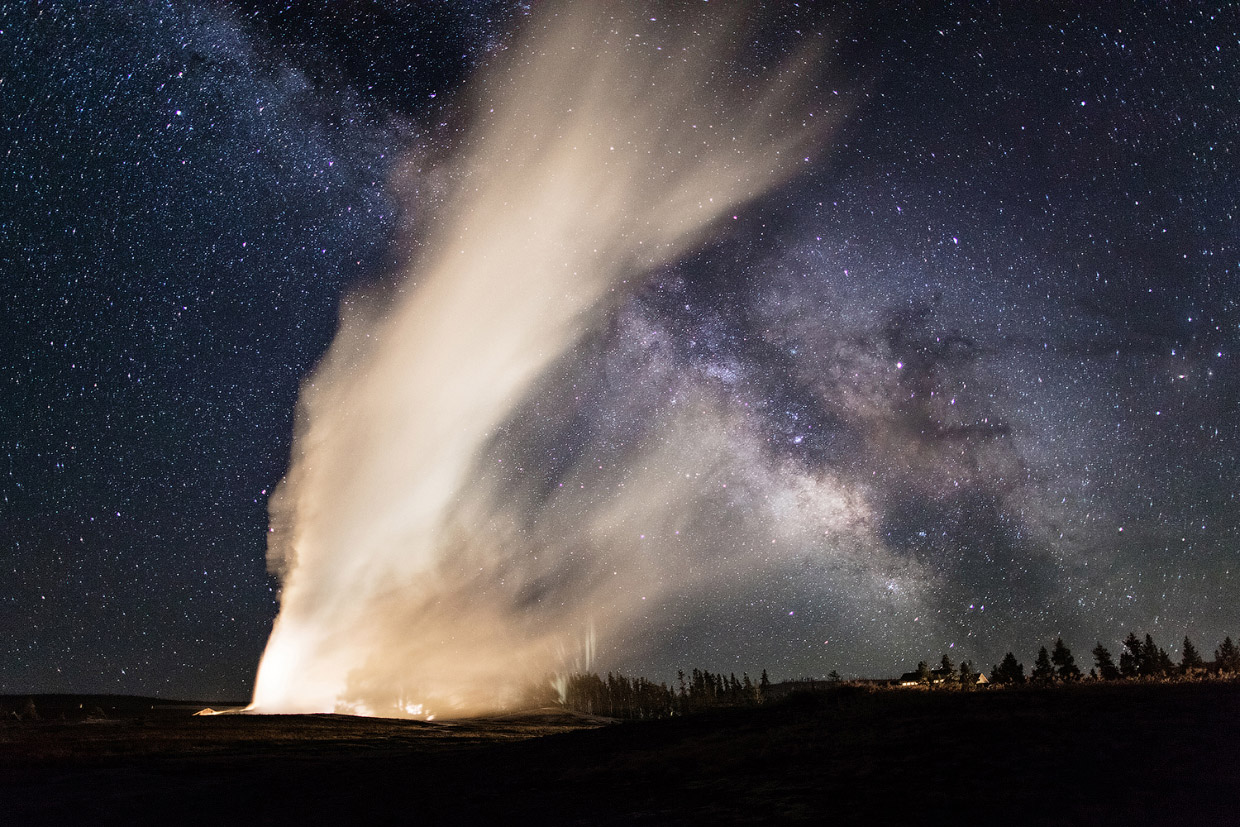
250;2;836;718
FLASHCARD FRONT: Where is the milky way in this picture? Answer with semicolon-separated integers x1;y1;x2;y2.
3;2;1237;700
252;2;838;716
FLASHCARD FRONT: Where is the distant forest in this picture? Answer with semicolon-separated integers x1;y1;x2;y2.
548;667;770;719
546;632;1240;720
987;633;1240;686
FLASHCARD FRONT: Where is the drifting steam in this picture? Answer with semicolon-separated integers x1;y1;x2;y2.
251;3;837;717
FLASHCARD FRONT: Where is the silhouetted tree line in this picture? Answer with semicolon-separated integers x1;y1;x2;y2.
552;633;1240;718
989;633;1240;685
558;668;767;718
907;654;983;688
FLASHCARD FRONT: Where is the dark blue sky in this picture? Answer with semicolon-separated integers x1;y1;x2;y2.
3;1;1237;699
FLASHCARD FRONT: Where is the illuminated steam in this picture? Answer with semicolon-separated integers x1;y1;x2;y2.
251;3;838;717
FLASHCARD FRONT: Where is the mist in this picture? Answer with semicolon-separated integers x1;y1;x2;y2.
250;3;838;717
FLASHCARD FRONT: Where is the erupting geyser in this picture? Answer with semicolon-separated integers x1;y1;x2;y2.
251;2;835;717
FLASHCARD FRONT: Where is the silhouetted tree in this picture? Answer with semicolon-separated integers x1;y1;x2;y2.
827;670;842;683
915;660;933;685
1216;637;1240;673
1156;647;1175;676
1141;634;1167;677
1031;646;1055;683
959;660;977;688
938;654;957;685
1181;637;1205;673
759;669;772;700
1092;642;1120;680
559;672;681;719
1051;638;1081;681
1120;632;1142;678
991;652;1025;685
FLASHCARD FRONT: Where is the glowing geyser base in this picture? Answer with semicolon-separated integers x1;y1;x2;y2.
251;2;832;718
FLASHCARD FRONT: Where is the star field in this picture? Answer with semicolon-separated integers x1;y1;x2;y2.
2;2;1237;699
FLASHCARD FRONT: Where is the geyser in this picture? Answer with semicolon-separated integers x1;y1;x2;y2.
251;2;835;717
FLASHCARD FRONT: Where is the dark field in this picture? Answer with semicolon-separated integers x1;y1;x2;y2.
4;681;1239;825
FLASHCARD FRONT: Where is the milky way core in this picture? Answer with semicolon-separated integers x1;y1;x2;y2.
250;3;833;716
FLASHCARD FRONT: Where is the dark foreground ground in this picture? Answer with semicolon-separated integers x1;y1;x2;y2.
3;681;1239;825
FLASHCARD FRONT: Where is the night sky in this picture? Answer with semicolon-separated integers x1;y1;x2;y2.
4;1;1238;701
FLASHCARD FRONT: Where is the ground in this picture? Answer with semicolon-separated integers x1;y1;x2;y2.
3;681;1239;825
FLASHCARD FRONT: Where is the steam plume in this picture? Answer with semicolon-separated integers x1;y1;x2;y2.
251;3;834;717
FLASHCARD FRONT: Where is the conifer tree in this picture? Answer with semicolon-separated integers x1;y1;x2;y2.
1092;642;1120;680
939;654;957;684
1142;634;1163;677
1031;646;1055;683
1156;647;1175;676
1120;632;1142;678
1216;637;1240;673
1051;638;1081;681
991;652;1025;685
1181;637;1204;672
